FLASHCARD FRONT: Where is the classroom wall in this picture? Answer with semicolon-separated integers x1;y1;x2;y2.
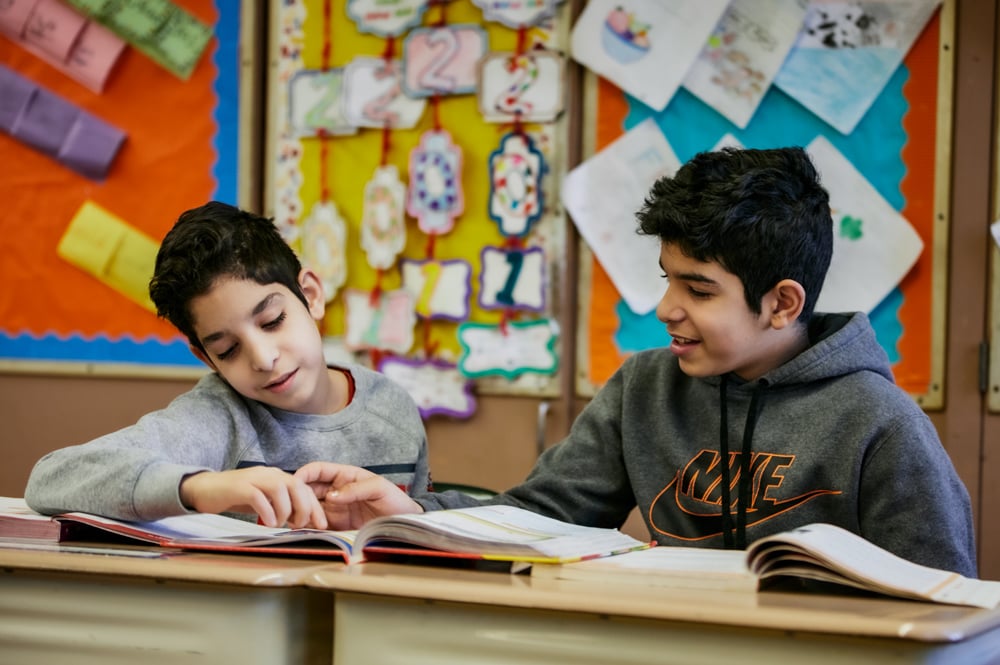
0;0;997;574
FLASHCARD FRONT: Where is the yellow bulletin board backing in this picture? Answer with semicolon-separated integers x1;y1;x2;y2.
264;0;573;398
577;3;954;411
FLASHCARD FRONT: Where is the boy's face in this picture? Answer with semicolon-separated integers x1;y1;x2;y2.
188;271;336;414
655;242;779;381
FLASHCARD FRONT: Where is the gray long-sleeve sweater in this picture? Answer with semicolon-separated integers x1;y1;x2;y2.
417;313;977;578
25;364;430;522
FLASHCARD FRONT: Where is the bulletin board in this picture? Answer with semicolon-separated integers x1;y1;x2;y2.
264;0;573;401
0;0;258;378
576;3;953;410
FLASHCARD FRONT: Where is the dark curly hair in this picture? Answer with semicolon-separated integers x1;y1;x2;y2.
636;146;833;320
148;201;307;351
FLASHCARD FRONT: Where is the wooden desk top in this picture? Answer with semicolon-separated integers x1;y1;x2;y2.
3;542;999;644
0;541;343;586
310;561;1000;644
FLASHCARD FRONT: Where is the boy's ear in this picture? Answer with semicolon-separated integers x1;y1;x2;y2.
298;268;327;321
190;345;216;371
767;279;806;330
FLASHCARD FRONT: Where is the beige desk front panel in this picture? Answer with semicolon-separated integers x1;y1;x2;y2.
333;592;1000;665
0;570;332;665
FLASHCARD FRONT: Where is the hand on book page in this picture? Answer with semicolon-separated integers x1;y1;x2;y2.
1;498;649;567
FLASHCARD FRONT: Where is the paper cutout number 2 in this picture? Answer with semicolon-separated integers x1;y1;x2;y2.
403;24;487;97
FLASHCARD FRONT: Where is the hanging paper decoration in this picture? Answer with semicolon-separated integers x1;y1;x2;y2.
272;0;307;238
471;0;563;29
379;356;477;419
478;51;565;123
361;165;408;269
457;319;559;379
346;0;429;37
400;258;472;320
300;201;348;302
402;24;488;97
344;288;417;354
343;57;427;129
488;132;544;237
407;129;465;234
288;69;357;137
478;246;545;312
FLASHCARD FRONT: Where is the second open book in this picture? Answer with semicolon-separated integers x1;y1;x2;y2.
0;499;649;566
532;523;1000;610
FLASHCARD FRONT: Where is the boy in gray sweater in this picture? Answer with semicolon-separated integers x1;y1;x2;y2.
295;147;977;577
25;202;430;529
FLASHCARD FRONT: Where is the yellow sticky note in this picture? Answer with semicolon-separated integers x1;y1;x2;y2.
57;201;159;313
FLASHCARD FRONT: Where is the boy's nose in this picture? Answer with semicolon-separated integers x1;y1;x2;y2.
655;285;682;323
249;340;279;372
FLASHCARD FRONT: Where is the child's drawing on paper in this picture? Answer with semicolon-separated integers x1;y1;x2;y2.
602;6;652;64
774;0;939;135
570;0;729;112
682;0;809;129
799;2;898;48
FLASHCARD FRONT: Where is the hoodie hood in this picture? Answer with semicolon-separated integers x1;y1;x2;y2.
710;312;892;548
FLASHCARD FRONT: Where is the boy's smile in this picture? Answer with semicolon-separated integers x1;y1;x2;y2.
656;242;798;381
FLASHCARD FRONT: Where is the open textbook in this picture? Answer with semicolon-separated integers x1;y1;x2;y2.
533;523;1000;609
0;498;650;565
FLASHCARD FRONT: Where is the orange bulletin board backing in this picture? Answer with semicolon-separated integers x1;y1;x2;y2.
579;6;951;410
0;0;251;377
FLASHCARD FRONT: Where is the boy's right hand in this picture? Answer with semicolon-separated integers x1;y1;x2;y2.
179;467;327;529
294;462;423;530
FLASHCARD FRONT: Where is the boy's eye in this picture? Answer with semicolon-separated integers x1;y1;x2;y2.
263;312;287;330
689;287;711;299
216;345;237;361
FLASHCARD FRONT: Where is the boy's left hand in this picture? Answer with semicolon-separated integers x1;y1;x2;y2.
179;466;328;529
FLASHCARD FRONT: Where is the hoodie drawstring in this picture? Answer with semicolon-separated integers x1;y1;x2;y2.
719;376;767;549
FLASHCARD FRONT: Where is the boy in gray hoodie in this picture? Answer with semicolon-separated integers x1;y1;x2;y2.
25;202;430;529
296;147;976;577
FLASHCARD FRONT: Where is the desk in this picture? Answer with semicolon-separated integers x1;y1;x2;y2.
0;546;337;665
313;563;1000;665
3;546;1000;665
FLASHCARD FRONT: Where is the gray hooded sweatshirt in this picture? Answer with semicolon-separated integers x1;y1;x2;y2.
25;364;430;522
418;312;977;577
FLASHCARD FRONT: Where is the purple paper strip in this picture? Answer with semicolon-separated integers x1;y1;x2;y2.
16;87;77;157
0;65;36;133
0;64;126;180
60;114;126;180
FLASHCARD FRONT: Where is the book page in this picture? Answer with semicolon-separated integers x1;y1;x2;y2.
358;504;648;561
64;511;357;549
532;546;758;592
573;546;748;574
747;524;1000;609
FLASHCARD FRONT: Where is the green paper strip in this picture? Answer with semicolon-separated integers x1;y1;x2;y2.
66;0;212;80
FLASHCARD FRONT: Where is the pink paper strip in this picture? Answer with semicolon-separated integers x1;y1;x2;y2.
0;0;125;92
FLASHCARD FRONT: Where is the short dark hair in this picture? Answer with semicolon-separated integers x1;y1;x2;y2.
636;146;832;320
149;201;307;350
